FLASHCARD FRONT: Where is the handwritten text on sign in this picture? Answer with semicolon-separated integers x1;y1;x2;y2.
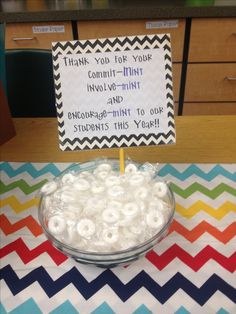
53;34;176;150
59;49;167;138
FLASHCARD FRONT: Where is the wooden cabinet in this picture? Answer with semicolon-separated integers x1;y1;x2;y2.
185;63;236;102
77;19;185;62
184;18;236;115
188;18;236;62
5;21;73;50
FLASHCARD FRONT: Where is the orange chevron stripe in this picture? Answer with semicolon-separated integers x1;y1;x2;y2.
169;220;236;244
0;214;42;237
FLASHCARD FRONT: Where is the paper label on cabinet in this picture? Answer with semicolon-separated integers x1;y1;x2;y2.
32;25;65;33
146;20;179;29
52;34;176;151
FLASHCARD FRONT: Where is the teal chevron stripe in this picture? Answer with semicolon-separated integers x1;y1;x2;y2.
0;179;47;195
158;164;236;181
132;304;152;314
0;299;42;314
91;302;115;314
175;306;190;314
216;309;230;314
170;182;236;199
0;162;63;178
49;301;79;314
1;163;235;182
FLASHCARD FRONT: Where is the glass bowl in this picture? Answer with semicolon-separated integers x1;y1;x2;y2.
38;159;175;267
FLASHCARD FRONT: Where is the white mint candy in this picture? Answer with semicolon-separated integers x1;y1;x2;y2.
152;182;168;198
108;200;122;210
102;229;119;244
48;215;66;235
125;163;138;174
77;218;95;238
121;202;139;217
91;181;105;194
134;186;148;200
61;190;76;203
61;173;76;184
107;185;124;198
146;211;164;229
74;179;90;191
97;163;112;172
102;208;120;223
105;175;120;187
95;171;110;180
148;199;164;212
129;173;145;186
41;181;57;195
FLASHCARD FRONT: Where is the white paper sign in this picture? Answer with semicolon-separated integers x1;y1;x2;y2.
52;34;175;150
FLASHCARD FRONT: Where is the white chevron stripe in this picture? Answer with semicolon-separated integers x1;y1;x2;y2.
165;176;236;188
174;194;236;206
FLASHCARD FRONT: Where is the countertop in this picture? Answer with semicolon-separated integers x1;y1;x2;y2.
1;116;236;163
0;0;236;23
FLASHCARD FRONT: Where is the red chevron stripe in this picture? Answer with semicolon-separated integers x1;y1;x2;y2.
146;244;236;272
0;238;68;265
169;219;236;244
1;237;235;271
0;214;42;237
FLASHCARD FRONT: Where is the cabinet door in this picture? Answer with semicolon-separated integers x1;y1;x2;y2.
185;63;236;102
183;102;236;115
189;18;236;62
5;22;73;50
77;19;185;62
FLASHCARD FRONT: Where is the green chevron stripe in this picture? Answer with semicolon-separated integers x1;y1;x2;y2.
170;182;236;199
0;179;48;195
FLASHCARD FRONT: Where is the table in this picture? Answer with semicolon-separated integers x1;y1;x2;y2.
1;116;236;163
0;117;236;313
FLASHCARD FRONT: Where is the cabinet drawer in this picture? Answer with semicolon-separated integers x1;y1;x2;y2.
189;18;236;62
185;63;236;102
77;19;185;62
183;102;236;115
5;22;73;50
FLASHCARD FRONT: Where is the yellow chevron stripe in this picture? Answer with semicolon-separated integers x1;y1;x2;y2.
176;201;236;219
1;196;235;218
0;196;40;213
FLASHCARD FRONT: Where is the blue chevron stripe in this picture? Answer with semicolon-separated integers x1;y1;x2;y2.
0;162;69;179
216;309;230;314
91;302;115;314
1;163;235;182
132;304;152;314
158;164;236;181
175;306;190;314
0;298;42;314
49;300;79;314
1;265;235;305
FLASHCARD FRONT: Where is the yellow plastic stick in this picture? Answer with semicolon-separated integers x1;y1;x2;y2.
119;147;125;174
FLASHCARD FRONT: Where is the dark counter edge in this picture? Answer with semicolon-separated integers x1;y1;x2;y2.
1;6;236;23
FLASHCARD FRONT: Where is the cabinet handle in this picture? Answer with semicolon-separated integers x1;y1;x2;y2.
225;76;236;81
12;37;36;41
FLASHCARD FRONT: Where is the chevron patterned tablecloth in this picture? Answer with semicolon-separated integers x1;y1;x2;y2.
0;162;235;313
